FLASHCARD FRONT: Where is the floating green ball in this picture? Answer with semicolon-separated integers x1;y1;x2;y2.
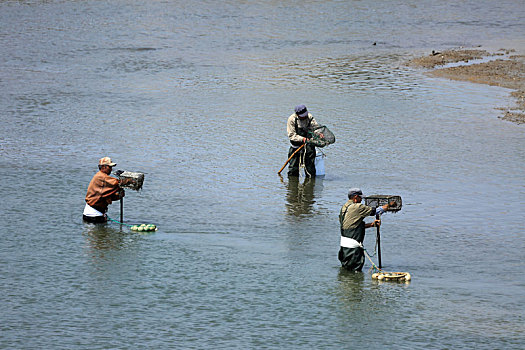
130;223;157;232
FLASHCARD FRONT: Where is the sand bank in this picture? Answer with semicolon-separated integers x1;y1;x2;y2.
407;48;525;125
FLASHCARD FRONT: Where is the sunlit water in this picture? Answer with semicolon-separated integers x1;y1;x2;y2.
1;1;524;349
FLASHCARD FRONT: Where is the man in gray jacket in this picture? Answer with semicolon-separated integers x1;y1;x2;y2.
286;104;320;177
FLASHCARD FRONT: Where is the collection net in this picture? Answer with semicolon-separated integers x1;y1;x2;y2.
307;125;335;147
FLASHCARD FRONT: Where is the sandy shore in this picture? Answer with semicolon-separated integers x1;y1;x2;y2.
407;48;525;124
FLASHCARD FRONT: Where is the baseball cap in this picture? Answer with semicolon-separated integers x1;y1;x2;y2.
99;157;117;167
348;188;363;197
294;104;308;118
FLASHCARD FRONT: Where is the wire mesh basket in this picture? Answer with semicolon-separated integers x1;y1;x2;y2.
364;195;402;212
116;170;144;191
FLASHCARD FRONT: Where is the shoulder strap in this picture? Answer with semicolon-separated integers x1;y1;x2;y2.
340;202;351;225
294;115;312;131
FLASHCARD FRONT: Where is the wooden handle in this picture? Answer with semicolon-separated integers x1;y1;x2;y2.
277;144;305;175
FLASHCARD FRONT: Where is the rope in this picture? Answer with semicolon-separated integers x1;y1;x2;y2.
299;144;314;177
298;145;307;175
106;215;134;227
363;248;382;272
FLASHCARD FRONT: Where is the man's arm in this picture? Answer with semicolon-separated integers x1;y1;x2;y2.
366;201;397;228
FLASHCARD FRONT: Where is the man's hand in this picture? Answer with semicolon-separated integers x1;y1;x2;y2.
367;219;381;228
388;200;398;208
119;178;136;187
119;189;126;199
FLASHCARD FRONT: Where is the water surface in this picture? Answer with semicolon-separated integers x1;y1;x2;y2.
1;1;524;349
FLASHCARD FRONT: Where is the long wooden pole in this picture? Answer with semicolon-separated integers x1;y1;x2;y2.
376;213;382;268
277;144;305;175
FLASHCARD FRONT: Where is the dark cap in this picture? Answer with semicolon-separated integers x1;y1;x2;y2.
294;104;308;118
348;188;363;197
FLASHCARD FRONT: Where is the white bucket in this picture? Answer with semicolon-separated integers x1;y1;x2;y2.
315;150;325;176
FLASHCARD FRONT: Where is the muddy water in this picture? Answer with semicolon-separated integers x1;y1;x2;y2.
1;1;524;349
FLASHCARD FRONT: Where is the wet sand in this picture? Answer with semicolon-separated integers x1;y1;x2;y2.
407;48;525;124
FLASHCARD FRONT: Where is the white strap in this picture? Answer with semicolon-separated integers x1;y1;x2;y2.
340;236;363;249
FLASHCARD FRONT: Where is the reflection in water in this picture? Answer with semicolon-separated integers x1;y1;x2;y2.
335;267;412;340
82;222;131;251
336;268;411;313
336;268;366;303
284;176;323;217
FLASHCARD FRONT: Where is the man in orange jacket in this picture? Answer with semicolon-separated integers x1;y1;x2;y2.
83;157;130;223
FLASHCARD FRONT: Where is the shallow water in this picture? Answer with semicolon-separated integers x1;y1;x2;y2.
1;1;524;349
